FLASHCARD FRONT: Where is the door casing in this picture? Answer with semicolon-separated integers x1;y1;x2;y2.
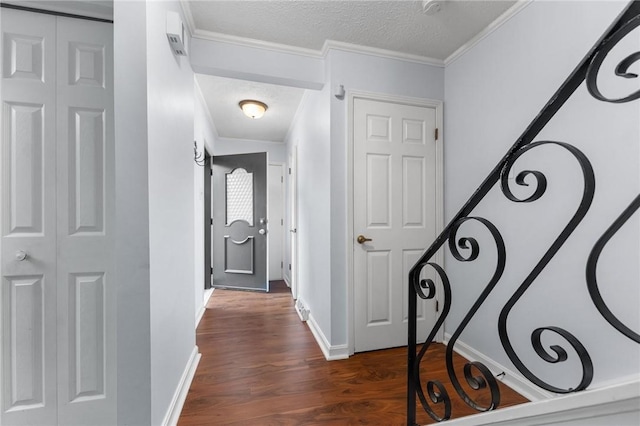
289;145;299;299
347;90;445;355
204;151;212;289
268;162;285;281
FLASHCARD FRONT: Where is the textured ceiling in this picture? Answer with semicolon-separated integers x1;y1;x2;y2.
188;0;517;60
196;74;306;142
188;0;520;142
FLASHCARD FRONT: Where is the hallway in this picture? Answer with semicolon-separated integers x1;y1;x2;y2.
178;282;527;425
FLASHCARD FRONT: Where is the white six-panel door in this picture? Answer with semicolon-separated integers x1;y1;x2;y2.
1;8;115;425
353;97;439;352
1;10;58;425
55;15;115;426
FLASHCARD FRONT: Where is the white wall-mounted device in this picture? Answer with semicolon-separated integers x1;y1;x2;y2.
422;0;443;15
166;11;187;56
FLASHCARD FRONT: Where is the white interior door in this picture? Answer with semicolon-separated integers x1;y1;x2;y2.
1;10;58;425
268;163;284;281
353;97;440;352
55;15;115;426
1;8;115;425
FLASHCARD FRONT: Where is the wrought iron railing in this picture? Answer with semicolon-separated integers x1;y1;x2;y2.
407;2;640;424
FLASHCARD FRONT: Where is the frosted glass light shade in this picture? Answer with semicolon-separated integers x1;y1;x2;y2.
239;100;268;119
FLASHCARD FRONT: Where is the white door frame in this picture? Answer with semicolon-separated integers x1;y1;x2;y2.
289;145;299;299
268;161;286;281
346;90;445;355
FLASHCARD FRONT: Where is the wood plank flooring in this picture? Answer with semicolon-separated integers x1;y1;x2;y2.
179;281;527;425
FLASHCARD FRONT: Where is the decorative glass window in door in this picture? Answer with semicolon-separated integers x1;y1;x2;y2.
225;168;254;226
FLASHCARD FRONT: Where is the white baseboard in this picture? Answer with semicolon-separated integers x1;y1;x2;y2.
443;333;553;401
283;275;291;288
195;288;214;328
195;305;206;327
306;313;349;361
162;346;201;426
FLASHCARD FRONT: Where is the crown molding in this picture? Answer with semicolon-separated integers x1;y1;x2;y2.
190;30;445;67
180;0;196;37
192;29;323;59
322;39;444;67
445;0;532;66
216;136;286;145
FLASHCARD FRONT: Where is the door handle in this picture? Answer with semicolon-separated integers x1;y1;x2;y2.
357;235;372;244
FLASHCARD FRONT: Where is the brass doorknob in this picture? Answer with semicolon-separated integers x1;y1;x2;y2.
357;235;372;244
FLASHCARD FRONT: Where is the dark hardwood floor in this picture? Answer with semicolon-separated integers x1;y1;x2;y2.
179;280;527;425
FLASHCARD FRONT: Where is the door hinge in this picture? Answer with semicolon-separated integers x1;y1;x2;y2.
210;169;213;176
436;300;439;312
281;219;283;225
210;267;213;275
281;176;283;183
210;218;213;225
288;264;291;270
435;128;439;141
281;261;283;268
289;168;291;174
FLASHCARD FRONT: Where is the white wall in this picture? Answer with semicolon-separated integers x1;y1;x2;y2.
285;86;333;340
194;80;218;324
326;50;444;346
284;50;445;350
145;1;197;424
114;2;151;423
443;0;639;391
213;137;287;163
190;36;324;89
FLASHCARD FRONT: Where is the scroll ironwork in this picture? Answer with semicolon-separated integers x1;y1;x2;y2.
407;2;640;424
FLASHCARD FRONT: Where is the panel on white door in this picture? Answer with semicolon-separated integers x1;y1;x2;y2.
68;107;105;235
403;119;425;145
3;33;44;81
403;156;425;228
68;42;104;87
367;154;391;228
367;114;391;142
5;102;44;235
366;251;392;325
68;273;105;402
2;276;44;410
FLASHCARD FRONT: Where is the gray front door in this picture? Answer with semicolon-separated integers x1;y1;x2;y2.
212;153;268;291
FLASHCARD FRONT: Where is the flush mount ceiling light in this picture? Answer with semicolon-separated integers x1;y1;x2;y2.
239;100;268;119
